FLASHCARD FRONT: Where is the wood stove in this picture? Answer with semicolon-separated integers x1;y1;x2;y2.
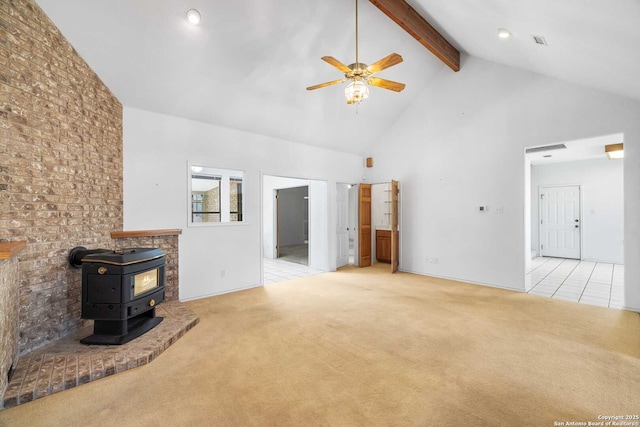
69;247;165;345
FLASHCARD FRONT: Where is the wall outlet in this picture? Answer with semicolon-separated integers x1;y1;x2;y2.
220;270;226;278
495;207;504;214
425;257;439;264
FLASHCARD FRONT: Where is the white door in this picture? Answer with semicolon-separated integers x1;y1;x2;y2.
336;183;349;267
539;185;581;259
349;184;359;266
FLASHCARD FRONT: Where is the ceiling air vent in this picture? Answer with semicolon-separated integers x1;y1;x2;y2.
532;35;548;46
526;144;567;154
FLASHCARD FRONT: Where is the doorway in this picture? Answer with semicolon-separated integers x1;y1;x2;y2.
524;134;625;308
337;181;399;272
262;175;329;285
336;183;359;268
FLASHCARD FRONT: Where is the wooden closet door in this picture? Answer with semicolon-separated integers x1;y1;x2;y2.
358;184;372;267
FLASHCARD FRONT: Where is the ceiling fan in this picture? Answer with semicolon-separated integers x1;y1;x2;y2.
306;0;406;105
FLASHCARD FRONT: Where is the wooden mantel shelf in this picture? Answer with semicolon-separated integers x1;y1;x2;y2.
0;241;27;260
111;229;183;239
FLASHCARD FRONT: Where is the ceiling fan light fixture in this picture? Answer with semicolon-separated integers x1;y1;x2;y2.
345;80;369;104
306;0;404;105
185;9;201;25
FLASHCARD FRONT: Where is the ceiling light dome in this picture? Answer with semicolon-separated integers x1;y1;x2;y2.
185;9;201;25
498;28;512;38
345;80;369;104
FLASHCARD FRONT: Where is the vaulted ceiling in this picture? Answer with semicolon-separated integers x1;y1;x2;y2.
36;0;640;155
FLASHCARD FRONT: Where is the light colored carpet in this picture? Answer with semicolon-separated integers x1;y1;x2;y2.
1;264;639;427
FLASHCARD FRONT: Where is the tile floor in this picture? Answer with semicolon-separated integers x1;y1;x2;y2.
277;244;309;265
526;257;624;309
263;258;325;284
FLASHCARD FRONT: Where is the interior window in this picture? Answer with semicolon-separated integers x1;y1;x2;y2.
189;165;245;225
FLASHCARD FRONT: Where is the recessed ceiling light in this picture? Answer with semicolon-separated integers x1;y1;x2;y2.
498;28;512;39
525;144;567;154
185;9;201;25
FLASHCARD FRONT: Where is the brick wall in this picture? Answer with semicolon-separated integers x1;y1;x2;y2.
0;0;123;353
0;255;20;398
203;187;220;223
230;180;240;221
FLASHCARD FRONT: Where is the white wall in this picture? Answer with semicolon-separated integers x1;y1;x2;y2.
367;55;640;311
123;107;362;301
308;180;329;271
530;159;624;264
524;156;532;272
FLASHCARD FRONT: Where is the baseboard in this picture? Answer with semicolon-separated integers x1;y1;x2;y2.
399;269;524;293
581;258;624;264
398;269;640;313
180;283;263;302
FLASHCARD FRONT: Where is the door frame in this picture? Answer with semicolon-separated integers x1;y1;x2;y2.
538;184;583;260
275;189;280;258
336;183;350;268
390;180;399;273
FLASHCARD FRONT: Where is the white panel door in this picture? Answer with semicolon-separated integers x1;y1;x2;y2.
336;184;349;268
539;185;581;259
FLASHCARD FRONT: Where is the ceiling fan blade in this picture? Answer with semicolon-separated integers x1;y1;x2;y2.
306;79;346;91
321;56;352;73
366;53;403;75
367;77;406;92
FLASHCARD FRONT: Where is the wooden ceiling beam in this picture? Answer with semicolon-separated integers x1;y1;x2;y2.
369;0;460;72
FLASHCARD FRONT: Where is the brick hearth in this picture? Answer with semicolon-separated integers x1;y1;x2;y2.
1;301;198;409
